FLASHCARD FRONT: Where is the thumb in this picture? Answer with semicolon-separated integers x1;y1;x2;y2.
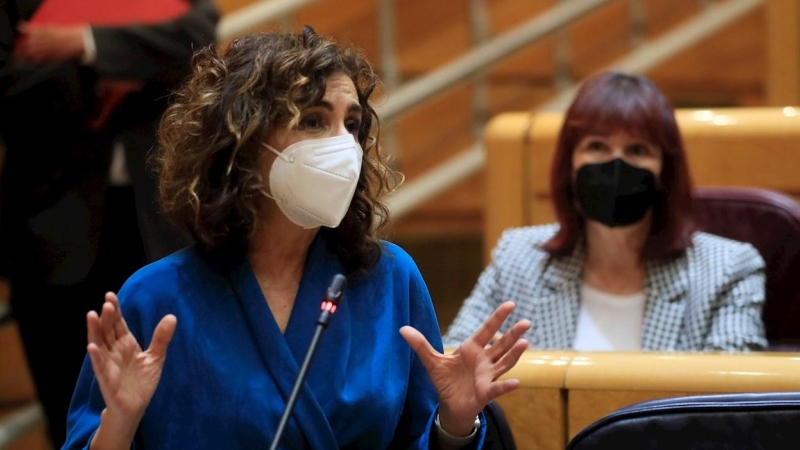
147;314;177;360
400;326;439;374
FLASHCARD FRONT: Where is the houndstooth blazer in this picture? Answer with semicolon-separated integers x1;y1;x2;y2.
443;224;767;351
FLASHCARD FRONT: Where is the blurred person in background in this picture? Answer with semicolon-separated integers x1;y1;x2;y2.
0;0;15;75
444;71;766;353
0;0;218;444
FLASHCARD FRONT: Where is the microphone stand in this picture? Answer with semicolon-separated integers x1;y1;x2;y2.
268;274;347;450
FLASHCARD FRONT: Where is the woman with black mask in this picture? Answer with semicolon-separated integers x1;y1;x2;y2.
444;71;767;352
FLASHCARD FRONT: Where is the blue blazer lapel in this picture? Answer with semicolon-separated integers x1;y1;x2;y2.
535;249;583;349
227;254;339;450
641;254;689;350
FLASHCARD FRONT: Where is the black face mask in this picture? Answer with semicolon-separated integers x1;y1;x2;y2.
574;158;658;227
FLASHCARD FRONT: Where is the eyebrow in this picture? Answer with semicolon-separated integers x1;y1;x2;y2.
313;100;363;114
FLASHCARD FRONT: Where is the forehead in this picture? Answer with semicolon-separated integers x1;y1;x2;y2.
580;128;656;144
322;73;358;102
568;98;666;147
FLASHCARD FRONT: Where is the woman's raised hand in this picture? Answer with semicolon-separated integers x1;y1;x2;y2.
86;292;177;422
400;301;530;436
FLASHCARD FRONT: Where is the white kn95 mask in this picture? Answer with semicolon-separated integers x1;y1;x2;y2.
264;134;363;229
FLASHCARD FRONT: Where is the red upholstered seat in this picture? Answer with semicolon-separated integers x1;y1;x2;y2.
693;186;800;350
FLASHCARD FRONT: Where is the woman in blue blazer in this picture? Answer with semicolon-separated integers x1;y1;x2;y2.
63;27;531;449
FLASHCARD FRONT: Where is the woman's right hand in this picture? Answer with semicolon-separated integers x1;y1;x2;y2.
86;292;177;424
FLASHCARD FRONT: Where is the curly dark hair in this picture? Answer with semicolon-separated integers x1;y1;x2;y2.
156;26;399;276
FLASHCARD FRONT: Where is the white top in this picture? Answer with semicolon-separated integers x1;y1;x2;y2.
81;26;97;64
573;283;646;351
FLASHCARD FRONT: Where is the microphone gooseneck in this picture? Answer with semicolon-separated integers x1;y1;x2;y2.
317;273;346;327
268;274;347;450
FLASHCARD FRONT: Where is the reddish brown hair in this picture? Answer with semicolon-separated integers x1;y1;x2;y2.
542;72;695;260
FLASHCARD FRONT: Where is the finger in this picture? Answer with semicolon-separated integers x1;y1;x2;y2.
470;301;516;348
487;319;531;362
399;326;440;374
87;343;106;377
493;339;530;378
105;291;120;308
486;331;504;349
105;292;129;339
86;310;104;349
485;378;522;401
99;301;117;348
147;315;177;360
87;343;101;374
87;343;112;396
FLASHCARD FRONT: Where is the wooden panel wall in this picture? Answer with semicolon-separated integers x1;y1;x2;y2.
211;0;774;237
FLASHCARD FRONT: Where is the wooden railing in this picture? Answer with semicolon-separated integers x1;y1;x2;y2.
490;350;800;450
214;0;778;237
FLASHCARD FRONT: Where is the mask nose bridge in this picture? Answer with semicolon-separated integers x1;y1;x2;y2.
612;146;643;170
610;157;622;192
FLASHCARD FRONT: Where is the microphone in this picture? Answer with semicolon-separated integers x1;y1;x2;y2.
268;274;347;450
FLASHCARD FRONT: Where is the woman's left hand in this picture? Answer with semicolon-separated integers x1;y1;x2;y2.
400;301;531;437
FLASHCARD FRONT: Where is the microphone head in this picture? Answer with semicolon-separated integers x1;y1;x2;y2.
326;274;347;306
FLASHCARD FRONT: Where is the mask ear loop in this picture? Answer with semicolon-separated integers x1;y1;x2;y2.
263;143;295;163
261;143;295;202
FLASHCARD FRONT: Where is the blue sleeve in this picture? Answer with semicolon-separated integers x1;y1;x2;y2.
62;278;150;450
61;356;104;450
384;243;487;449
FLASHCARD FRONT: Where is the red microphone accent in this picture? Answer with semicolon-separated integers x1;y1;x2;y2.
320;301;339;314
270;273;346;450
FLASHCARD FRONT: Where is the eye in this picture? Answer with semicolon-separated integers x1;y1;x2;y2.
628;144;652;156
299;113;323;130
345;118;361;135
587;140;605;151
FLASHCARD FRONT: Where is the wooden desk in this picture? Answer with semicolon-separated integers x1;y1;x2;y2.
496;352;575;450
496;351;800;450
563;352;800;440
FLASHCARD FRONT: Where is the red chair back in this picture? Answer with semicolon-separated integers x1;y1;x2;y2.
693;186;800;350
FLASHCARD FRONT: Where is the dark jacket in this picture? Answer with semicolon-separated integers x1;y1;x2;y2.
0;0;219;285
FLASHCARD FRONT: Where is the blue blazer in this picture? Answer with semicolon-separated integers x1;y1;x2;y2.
64;237;486;449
